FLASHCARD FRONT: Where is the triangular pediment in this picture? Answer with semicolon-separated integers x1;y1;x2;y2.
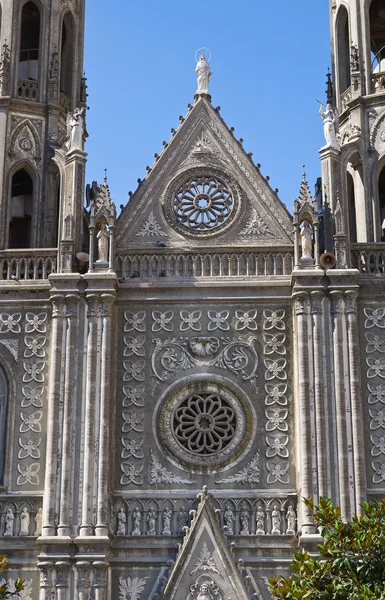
116;97;293;250
162;488;255;600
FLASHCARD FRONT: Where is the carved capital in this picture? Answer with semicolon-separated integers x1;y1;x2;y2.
330;291;344;315
86;294;100;318
55;561;70;588
100;294;115;317
93;561;108;587
66;294;80;318
293;292;309;315
76;561;92;591
344;290;358;315
38;561;54;587
51;294;66;318
310;291;324;314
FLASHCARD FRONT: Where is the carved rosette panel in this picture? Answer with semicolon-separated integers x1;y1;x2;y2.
17;312;48;489
363;307;385;485
120;311;147;487
262;309;290;486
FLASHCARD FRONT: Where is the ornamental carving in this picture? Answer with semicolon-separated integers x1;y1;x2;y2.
151;335;258;385
163;167;242;237
157;378;254;471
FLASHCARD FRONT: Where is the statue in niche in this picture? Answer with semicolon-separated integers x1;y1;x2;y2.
132;507;141;535
146;509;157;535
286;503;297;535
20;507;30;536
300;220;313;260
195;54;212;95
255;504;265;535
271;504;281;535
223;504;235;535
34;507;42;536
4;507;14;536
117;507;126;535
162;508;172;535
96;224;109;263
67;106;86;151
240;506;250;535
177;506;189;533
319;102;340;150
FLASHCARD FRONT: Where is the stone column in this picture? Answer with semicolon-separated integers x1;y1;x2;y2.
319;146;341;253
38;561;55;600
345;290;367;513
294;292;316;534
55;562;70;600
76;562;92;600
330;290;351;520
92;562;108;600
95;294;115;536
42;294;66;536
80;294;100;536
108;225;115;273
58;294;80;536
311;291;328;499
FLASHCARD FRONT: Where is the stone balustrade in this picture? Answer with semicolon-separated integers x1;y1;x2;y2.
0;249;57;281
17;79;38;102
351;243;385;274
116;249;294;280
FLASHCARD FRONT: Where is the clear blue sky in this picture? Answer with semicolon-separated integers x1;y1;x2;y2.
84;1;330;212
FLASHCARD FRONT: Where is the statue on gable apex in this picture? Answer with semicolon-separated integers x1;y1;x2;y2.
195;54;212;95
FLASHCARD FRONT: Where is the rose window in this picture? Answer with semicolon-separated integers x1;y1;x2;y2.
157;378;254;471
173;176;233;232
173;393;236;455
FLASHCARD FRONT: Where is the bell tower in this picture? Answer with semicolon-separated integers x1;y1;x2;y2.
0;0;86;261
321;0;385;263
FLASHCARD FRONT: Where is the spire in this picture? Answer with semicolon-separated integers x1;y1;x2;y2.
297;166;313;207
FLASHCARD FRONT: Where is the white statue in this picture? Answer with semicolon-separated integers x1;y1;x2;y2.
96;224;109;263
34;507;42;536
4;507;14;536
67;106;86;151
240;507;250;535
223;504;235;535
177;507;188;533
197;583;212;600
117;507;126;536
132;507;141;535
162;508;172;535
20;507;30;536
146;509;157;535
319;102;340;150
300;220;313;260
286;503;297;535
271;504;281;535
255;504;265;535
195;54;212;95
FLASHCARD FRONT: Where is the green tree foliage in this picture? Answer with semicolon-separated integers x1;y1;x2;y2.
269;497;385;600
0;556;25;599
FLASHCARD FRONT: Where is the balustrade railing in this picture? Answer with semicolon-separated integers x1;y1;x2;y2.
0;249;57;281
116;249;294;280
17;78;38;102
351;243;385;274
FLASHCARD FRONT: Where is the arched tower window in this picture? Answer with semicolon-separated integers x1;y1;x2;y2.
347;172;357;243
336;6;351;95
378;165;385;239
370;0;385;73
0;366;8;485
45;161;61;246
18;1;40;81
60;13;75;101
9;169;33;249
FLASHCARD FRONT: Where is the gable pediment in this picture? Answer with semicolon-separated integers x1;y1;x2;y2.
116;97;293;251
162;487;255;600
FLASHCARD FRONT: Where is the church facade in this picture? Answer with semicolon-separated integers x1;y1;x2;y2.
0;0;385;598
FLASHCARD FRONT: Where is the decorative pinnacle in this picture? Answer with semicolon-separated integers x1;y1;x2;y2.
103;168;107;184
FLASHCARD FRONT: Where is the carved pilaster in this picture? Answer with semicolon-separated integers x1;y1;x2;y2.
76;562;92;600
55;562;70;600
38;561;55;600
92;562;108;600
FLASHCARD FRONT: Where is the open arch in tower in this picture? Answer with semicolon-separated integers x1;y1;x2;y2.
60;12;75;102
370;0;385;72
9;168;34;249
18;1;41;81
45;161;61;247
336;6;351;95
347;153;366;242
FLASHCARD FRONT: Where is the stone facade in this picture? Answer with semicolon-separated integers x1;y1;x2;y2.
0;0;385;598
